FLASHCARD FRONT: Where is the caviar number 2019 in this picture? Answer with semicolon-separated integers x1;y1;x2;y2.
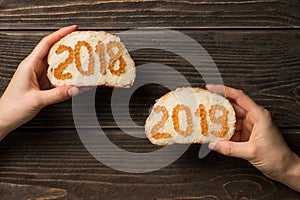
151;104;228;139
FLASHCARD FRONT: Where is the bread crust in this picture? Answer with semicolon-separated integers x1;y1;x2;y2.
47;31;136;88
145;87;236;146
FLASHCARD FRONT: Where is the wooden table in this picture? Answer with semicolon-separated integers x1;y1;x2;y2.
0;0;299;199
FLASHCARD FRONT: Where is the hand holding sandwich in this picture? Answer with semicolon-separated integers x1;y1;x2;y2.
0;25;79;140
207;85;300;192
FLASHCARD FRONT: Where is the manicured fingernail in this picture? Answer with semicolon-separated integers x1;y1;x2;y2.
70;24;78;28
68;87;79;97
206;84;213;89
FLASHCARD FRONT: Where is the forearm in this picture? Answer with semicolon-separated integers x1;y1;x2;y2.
0;120;11;141
0;102;13;141
0;100;17;141
278;152;300;192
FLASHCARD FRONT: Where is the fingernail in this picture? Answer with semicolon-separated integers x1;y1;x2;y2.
208;142;216;150
205;84;213;89
68;87;79;97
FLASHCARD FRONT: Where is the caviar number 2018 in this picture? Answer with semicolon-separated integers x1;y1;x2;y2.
54;40;125;80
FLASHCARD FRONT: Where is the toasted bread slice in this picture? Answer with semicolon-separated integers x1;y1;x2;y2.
47;31;135;87
145;87;236;146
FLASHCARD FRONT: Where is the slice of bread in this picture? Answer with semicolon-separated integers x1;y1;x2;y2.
145;87;236;146
47;31;135;87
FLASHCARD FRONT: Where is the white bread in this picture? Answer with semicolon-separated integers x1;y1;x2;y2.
145;87;236;146
47;31;135;87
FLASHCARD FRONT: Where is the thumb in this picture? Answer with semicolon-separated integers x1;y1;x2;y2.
208;140;254;160
40;86;79;106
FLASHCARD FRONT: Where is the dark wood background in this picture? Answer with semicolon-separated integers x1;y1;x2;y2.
0;0;299;199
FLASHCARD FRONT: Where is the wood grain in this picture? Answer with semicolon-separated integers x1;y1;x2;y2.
1;0;299;198
0;0;299;29
0;30;299;128
0;182;67;200
0;128;299;199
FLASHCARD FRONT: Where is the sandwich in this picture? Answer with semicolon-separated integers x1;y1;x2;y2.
47;31;135;87
145;87;236;146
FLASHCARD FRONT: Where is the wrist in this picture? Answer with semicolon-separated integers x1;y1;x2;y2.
277;152;300;191
0;100;14;141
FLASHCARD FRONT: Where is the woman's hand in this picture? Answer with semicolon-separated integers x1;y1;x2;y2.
0;25;79;140
206;85;300;192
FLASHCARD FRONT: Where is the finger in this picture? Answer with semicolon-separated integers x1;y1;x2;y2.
205;84;225;96
205;85;247;117
231;117;250;141
37;62;51;90
39;86;79;106
243;119;253;135
231;102;247;118
206;85;258;112
224;86;258;113
31;25;78;60
235;117;243;131
208;140;253;160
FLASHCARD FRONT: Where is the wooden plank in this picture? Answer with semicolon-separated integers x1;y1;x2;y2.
0;128;299;199
0;182;67;200
0;30;299;129
0;0;299;29
284;129;300;154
